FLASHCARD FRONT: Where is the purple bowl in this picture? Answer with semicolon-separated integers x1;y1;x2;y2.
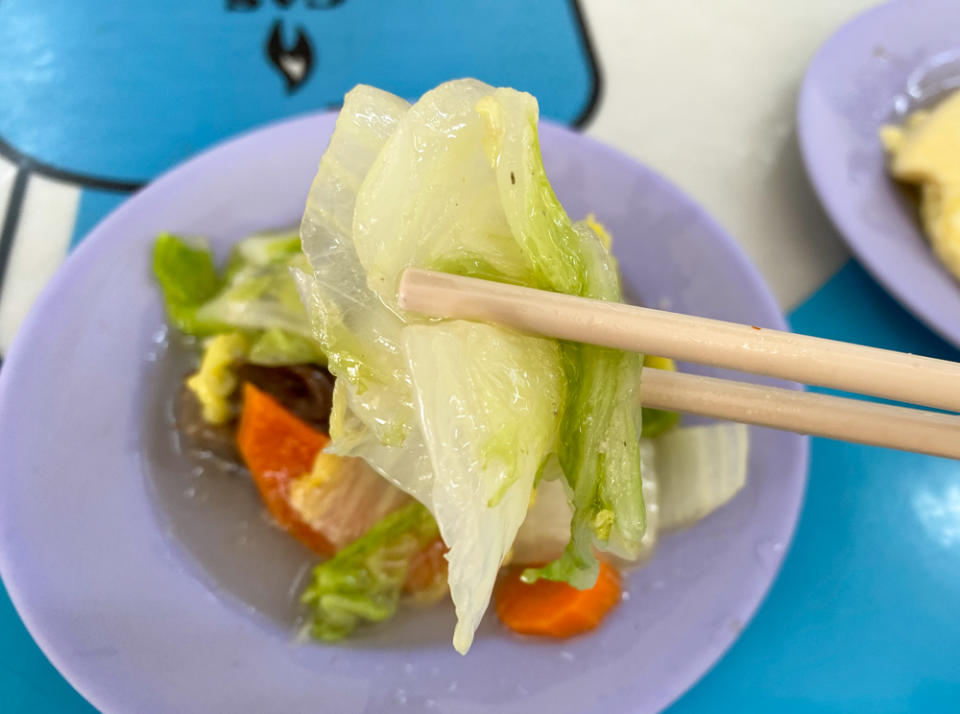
799;0;960;346
0;112;806;713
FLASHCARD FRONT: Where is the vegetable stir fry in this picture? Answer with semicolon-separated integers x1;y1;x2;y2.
154;80;749;654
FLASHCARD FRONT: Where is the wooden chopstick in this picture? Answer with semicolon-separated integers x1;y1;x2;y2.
399;268;960;413
397;268;960;459
642;369;960;460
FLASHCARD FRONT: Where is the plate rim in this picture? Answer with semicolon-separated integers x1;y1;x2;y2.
797;0;960;347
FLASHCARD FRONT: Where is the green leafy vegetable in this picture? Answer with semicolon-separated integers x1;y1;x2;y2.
247;327;325;366
152;233;224;335
475;90;645;587
153;231;326;365
300;81;568;653
403;321;564;650
300;501;439;640
296;85;419;454
229;231;301;269
297;80;648;651
641;407;680;439
655;423;749;529
195;252;313;339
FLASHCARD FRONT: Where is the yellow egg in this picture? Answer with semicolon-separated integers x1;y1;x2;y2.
643;354;676;371
185;332;248;424
882;92;960;280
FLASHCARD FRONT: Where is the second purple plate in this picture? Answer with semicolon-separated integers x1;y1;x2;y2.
799;0;960;347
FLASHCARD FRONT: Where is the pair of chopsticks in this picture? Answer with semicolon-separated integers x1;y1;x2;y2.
398;268;960;460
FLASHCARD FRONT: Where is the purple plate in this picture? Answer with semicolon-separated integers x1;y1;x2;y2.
799;0;960;346
0;112;806;714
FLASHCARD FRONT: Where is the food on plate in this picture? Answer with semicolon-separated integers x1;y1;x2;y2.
495;560;622;639
881;90;960;280
153;79;750;654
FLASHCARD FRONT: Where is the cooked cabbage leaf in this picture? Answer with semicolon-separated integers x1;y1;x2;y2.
300;81;566;653
513;427;749;569
655;423;749;529
297;85;418;454
153;231;325;365
477;89;645;587
298;79;645;652
641;406;680;439
353;82;535;304
246;327;325;366
301;500;438;640
404;321;564;652
152;233;224;335
195;235;313;340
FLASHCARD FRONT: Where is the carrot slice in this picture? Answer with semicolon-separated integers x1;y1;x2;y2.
495;561;622;638
236;382;334;556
